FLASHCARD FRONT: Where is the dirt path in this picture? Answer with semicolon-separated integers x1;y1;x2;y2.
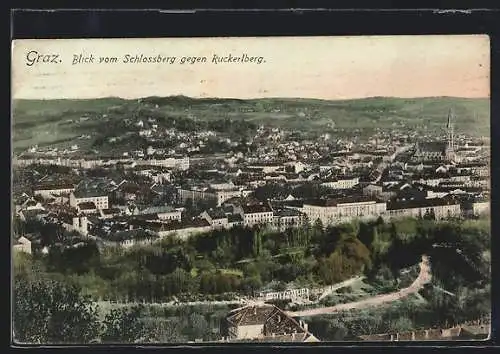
287;255;431;317
317;276;365;301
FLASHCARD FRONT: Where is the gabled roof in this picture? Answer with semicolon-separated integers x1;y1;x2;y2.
15;236;31;245
225;332;319;342
139;205;177;215
416;141;447;153
226;304;318;341
242;202;273;214
78;202;97;210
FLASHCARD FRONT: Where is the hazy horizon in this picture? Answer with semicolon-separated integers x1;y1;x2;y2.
12;95;491;102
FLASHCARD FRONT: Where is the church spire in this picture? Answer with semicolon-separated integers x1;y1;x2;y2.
447;108;452;130
446;108;455;161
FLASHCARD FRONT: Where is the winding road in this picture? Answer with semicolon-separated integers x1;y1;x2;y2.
287;255;432;317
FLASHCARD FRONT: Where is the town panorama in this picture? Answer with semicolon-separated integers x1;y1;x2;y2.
12;96;491;343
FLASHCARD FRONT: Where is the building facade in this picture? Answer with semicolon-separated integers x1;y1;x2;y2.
301;197;387;226
386;198;461;220
70;192;109;210
242;203;274;228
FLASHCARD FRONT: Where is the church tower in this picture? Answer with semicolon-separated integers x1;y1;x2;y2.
445;108;456;161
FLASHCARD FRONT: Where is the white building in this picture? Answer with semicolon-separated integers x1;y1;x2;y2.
135;157;190;171
321;176;360;190
386;197;461;220
34;184;75;198
200;209;230;229
70;190;109;210
179;186;250;207
259;288;310;302
272;209;304;231
242;203;274;228
301;196;387;226
13;236;32;254
138;205;182;221
472;200;490;216
59;214;89;236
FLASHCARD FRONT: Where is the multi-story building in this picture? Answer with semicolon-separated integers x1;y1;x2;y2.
178;186;250;207
200;208;230;229
135;156;190;171
321;176;360;190
301;196;387;226
138;205;182;221
178;187;218;205
461;196;490;217
33;183;75;198
272;208;304;231
242;202;274;228
386;197;461;220
70;189;109;210
413;142;449;161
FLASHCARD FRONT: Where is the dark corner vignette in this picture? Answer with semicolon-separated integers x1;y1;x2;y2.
9;8;499;350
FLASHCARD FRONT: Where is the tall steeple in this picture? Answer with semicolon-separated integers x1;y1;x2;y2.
446;108;455;161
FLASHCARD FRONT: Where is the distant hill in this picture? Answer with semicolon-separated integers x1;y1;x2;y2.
12;96;490;152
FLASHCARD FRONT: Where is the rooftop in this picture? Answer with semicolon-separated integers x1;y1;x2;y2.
274;208;303;217
304;195;379;207
227;304;308;338
139;205;177;215
34;183;75;191
77;202;97;210
416;141;447;153
242;203;273;214
224;332;317;343
387;196;459;210
206;207;229;220
73;188;108;198
228;214;243;223
101;208;122;215
130;218;211;232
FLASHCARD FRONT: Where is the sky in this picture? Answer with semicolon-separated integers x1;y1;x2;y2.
11;35;490;100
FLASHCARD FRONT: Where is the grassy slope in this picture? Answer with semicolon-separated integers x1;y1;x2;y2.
12;96;490;151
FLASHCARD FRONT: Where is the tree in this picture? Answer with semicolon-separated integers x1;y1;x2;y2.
184;313;209;340
241;276;263;295
252;230;263;257
101;306;147;343
311;218;324;244
389;316;414;333
308;317;348;341
13;278;100;344
358;222;373;248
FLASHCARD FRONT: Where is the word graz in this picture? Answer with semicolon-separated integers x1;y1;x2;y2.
25;51;62;66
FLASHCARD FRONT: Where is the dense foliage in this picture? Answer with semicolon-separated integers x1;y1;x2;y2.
13;216;490;342
13;265;146;344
